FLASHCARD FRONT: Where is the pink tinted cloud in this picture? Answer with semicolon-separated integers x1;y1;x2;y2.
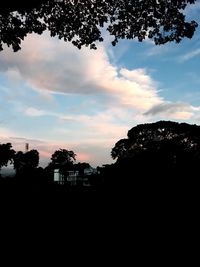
0;32;162;112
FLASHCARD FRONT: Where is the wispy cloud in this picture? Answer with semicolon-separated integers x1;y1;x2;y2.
179;48;200;62
146;45;171;57
24;107;50;117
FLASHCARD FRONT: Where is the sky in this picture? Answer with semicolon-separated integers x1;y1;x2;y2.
1;2;200;168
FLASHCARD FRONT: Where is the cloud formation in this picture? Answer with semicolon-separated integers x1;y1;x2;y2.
144;102;196;120
0;32;162;112
2;32;200;166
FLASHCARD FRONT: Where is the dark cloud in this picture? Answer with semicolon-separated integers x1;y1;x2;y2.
144;102;191;116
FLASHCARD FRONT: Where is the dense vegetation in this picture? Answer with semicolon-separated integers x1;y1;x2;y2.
0;121;200;195
0;0;198;52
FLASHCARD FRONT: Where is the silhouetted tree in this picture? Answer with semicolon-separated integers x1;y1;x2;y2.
0;0;198;52
49;149;76;170
111;121;200;184
12;149;40;192
14;149;39;174
0;143;15;170
112;121;200;161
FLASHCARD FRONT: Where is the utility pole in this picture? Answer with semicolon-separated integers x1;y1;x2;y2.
25;143;29;153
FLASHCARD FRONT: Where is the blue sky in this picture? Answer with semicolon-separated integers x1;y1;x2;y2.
1;2;200;167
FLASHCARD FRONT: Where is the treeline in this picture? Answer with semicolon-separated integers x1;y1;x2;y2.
0;146;101;193
1;120;200;194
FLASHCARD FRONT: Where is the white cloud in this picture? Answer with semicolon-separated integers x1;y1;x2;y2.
120;68;153;85
0;32;162;112
24;107;49;117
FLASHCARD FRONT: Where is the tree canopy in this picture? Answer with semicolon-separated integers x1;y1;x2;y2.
0;0;198;52
49;149;76;169
13;149;39;173
111;120;200;166
108;121;200;192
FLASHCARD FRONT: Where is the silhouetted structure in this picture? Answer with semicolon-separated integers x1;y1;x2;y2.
25;143;29;153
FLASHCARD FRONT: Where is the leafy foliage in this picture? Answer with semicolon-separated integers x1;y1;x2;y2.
0;0;198;52
0;143;15;169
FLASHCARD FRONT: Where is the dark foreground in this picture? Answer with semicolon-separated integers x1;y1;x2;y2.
1;173;198;247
